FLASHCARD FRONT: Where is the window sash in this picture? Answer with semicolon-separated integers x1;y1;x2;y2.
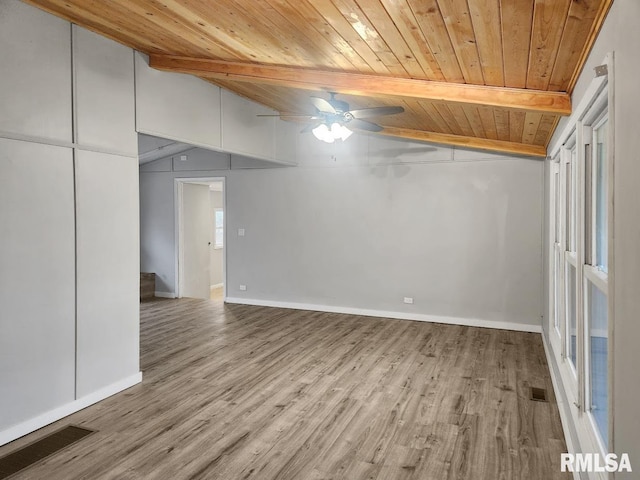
214;208;224;249
592;115;609;273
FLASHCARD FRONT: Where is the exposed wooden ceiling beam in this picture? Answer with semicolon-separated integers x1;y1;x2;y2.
149;55;572;116
379;127;547;158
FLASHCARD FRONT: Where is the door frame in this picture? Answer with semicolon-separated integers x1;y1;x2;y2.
174;176;227;300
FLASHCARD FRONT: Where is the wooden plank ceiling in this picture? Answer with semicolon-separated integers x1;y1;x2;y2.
26;0;612;157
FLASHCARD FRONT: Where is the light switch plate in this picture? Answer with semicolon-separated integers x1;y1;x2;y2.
238;228;245;236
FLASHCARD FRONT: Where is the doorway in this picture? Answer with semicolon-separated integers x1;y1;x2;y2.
175;177;226;301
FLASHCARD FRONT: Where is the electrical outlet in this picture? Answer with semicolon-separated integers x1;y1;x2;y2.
403;297;414;304
238;228;245;237
239;285;247;291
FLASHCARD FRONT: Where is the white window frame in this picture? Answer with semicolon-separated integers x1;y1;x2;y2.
547;53;614;479
214;207;224;249
562;138;579;386
582;107;610;453
550;158;562;341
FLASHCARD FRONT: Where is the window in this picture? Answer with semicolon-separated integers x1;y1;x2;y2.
552;163;561;334
584;113;609;447
588;282;608;445
562;140;578;374
567;263;577;369
594;118;608;273
548;56;612;456
214;208;224;249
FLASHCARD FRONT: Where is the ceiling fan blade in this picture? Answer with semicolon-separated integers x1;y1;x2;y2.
348;106;405;119
300;123;320;133
310;96;337;114
291;115;323;121
348;118;384;132
256;114;317;118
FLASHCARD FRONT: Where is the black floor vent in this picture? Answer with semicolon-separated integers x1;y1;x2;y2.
530;387;549;402
0;425;95;479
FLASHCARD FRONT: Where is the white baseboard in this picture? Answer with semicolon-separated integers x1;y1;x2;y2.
0;372;142;447
209;283;223;290
154;291;176;299
224;297;542;333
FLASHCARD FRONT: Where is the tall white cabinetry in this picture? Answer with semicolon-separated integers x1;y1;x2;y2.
0;1;141;445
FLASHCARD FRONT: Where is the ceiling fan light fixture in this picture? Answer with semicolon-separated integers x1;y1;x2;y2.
312;123;334;143
312;122;353;143
331;122;353;141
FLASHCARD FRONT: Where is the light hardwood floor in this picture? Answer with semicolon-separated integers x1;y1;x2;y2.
210;286;224;302
1;299;570;479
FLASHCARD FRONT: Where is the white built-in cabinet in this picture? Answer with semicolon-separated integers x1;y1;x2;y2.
134;53;296;164
0;139;76;431
0;1;72;143
73;26;137;156
275;118;299;165
135;52;222;150
220;89;277;160
75;151;140;398
0;0;140;445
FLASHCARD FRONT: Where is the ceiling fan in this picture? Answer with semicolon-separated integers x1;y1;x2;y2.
259;93;404;143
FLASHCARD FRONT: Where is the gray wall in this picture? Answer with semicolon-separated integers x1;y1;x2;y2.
140;149;232;293
0;1;140;445
545;0;640;474
140;137;544;331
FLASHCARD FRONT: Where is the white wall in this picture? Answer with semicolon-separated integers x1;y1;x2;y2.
545;0;640;474
140;136;543;331
0;1;140;445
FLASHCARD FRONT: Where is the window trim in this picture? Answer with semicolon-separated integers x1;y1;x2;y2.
547;52;614;469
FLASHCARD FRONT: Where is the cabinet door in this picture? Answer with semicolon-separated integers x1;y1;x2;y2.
221;89;276;161
0;0;72;142
75;150;140;397
74;26;137;155
0;139;76;430
135;53;222;149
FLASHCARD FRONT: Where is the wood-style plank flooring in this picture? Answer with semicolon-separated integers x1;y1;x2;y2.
0;298;570;479
210;286;224;302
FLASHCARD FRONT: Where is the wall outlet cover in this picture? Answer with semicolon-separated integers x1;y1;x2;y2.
403;297;414;304
239;285;247;291
238;228;245;236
